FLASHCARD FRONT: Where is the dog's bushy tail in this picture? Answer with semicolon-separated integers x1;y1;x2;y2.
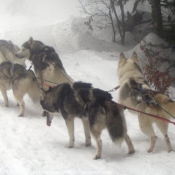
105;101;126;145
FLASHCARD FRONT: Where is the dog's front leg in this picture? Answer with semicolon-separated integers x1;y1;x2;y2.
13;92;25;117
65;116;75;148
81;117;91;146
0;85;9;107
18;101;25;117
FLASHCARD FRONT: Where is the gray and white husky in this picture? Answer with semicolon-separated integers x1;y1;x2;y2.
0;40;25;66
0;61;40;116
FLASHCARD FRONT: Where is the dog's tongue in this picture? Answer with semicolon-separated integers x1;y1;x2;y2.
46;115;52;126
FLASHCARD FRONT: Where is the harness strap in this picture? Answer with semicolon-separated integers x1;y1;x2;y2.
117;102;175;125
138;84;175;119
108;85;120;92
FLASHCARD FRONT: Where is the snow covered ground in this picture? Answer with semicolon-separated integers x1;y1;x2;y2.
0;1;175;175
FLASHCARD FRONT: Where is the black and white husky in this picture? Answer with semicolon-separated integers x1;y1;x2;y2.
40;82;135;159
15;37;74;90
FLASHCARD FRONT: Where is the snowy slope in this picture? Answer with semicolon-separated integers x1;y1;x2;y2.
0;1;175;175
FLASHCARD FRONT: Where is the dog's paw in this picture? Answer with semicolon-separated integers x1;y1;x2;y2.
65;143;74;148
94;155;101;160
168;149;174;153
85;141;91;147
18;114;24;117
147;149;152;153
128;149;135;154
1;103;9;107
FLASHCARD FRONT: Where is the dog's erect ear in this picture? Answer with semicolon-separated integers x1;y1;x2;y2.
132;52;139;63
119;53;126;59
119;53;127;63
28;37;33;46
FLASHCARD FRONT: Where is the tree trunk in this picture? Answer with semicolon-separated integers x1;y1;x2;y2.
150;0;163;37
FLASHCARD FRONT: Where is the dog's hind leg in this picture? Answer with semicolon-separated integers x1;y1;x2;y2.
17;100;25;117
0;85;8;107
65;116;75;148
148;135;157;153
90;127;102;159
81;117;91;146
124;133;135;154
138;116;157;152
13;92;25;117
156;122;174;152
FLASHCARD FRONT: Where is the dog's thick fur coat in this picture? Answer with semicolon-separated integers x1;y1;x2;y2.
0;61;40;116
40;83;91;149
117;52;150;110
137;91;174;153
15;37;73;90
40;82;135;159
117;52;174;152
0;40;25;66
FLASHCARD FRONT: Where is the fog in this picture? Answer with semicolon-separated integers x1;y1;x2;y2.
0;0;81;27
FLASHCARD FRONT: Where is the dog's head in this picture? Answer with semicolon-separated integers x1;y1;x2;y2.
15;37;44;60
15;37;33;59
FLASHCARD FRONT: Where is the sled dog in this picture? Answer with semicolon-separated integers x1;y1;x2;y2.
117;52;150;111
40;82;135;159
0;61;40;116
117;52;174;152
0;40;25;66
15;37;73;90
40;82;91;149
136;87;174;153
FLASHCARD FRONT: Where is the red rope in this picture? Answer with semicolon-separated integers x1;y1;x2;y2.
116;103;175;125
38;81;175;125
